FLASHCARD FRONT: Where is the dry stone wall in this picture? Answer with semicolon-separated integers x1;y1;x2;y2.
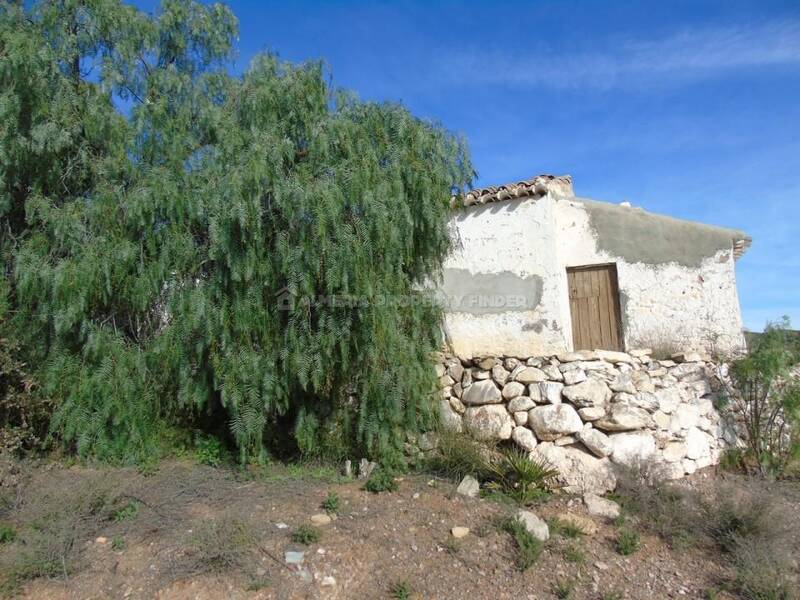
435;349;738;494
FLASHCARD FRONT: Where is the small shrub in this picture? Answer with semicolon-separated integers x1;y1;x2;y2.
321;492;340;514
563;543;585;564
548;517;584;539
731;539;796;600
702;485;780;554
615;528;640;555
0;298;51;455
554;578;575;599
501;516;542;571
0;474;122;592
614;461;700;547
363;468;398;493
722;317;800;477
426;430;493;481
111;501;139;523
444;538;461;554
111;535;125;551
290;524;321;545
485;447;558;506
719;448;747;473
194;436;224;467
0;524;15;544
188;517;255;572
389;579;412;599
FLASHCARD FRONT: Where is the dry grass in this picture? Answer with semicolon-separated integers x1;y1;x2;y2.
614;462;798;598
0;470;125;594
185;516;256;573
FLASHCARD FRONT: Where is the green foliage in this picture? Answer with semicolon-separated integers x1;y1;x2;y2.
111;535;125;551
425;430;494;482
363;468;398;493
486;448;558;506
290;524;321;545
548;517;584;539
500;516;542;571
389;580;412;599
194;436;224;467
485;447;558;505
0;0;473;465
111;501;139;523
0;281;50;454
615;528;640;555
0;525;15;545
321;492;340;514
724;317;800;476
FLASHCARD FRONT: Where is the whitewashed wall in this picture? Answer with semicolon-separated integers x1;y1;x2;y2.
441;197;564;358
441;193;746;358
554;198;746;356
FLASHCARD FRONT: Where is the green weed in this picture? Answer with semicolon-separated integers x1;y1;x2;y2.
501;516;542;571
321;492;340;514
615;528;640;555
290;524;321;545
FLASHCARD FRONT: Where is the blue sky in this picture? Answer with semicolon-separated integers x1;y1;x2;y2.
131;0;800;331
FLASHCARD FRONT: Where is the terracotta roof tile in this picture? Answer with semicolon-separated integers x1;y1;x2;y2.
455;174;574;207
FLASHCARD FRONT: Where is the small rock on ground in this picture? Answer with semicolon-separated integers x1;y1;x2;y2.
456;475;480;498
515;509;549;541
583;493;621;519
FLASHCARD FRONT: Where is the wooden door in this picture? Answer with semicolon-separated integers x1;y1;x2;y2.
567;264;623;351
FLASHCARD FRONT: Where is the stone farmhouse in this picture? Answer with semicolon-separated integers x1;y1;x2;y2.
440;174;750;359
430;175;749;492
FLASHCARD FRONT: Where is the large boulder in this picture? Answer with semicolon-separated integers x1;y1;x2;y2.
596;350;634;364
685;426;712;460
563;379;612;408
515;367;547;384
507;396;536;413
512;426;538;452
671;403;700;430
464;405;513;441
595;404;652;431
438;399;463;433
539;381;564;405
584;493;620;519
462;379;502;405
532;443;616;494
501;381;526;400
609;431;656;467
576;427;613;457
655;387;681;415
578;406;606;421
527;404;583;441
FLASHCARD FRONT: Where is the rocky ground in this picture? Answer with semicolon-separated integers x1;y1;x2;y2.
2;457;796;599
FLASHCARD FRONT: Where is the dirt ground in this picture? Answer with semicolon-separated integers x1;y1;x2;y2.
0;457;797;600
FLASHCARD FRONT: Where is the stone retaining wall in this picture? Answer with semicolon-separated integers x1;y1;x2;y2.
435;349;738;494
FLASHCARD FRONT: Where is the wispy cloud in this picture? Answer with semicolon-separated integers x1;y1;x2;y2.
439;19;800;90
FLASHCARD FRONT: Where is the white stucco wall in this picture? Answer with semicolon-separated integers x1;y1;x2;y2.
441;197;565;358
441;192;747;358
554;198;746;355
